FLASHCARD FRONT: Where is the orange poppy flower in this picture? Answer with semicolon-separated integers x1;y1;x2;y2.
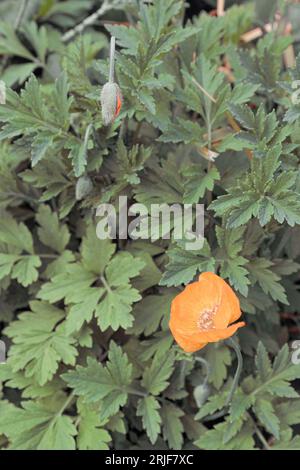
169;272;245;353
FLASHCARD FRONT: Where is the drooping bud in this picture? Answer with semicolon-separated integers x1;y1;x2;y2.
193;383;210;408
100;82;122;126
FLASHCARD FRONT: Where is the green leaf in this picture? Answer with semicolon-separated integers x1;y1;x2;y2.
38;263;96;303
142;349;175;395
67;125;92;178
253;343;300;398
129;291;174;336
4;301;77;385
195;390;228;420
0;22;34;60
77;400;111;450
0;398;76;450
183;165;220;204
160;239;215;287
62;341;133;419
0;214;34;253
37;204;70;253
216;226;250;296
11;255;41;287
229;103;255;130
137;396;161;445
81;224;116;275
52;73;72;129
248;258;288;304
195;422;255;450
161;403;184;450
254;398;280;439
230;389;255;422
96;283;141;332
65;287;104;334
205;344;232;390
255;341;273;381
31;132;54;166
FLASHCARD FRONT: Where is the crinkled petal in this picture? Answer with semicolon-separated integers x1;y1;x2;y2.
199;272;241;329
170;276;221;334
175;321;245;348
169;323;208;353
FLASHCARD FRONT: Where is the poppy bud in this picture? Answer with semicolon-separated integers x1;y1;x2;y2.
193;383;210;408
100;82;122;126
75;175;93;201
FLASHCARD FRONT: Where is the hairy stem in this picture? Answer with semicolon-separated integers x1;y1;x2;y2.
109;36;116;83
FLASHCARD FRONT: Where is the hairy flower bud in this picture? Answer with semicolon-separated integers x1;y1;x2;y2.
75;175;93;201
193;383;210;408
100;82;122;126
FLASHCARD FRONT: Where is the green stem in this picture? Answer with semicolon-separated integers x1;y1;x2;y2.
54;391;75;421
100;275;112;293
203;336;243;422
225;337;243;406
38;254;59;259
249;415;271;450
127;387;147;398
19;253;58;260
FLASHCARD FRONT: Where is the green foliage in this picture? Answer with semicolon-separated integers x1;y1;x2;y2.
62;341;133;420
196;343;300;449
0;0;300;452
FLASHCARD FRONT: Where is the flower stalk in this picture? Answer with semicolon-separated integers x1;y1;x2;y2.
203;336;243;422
109;36;116;84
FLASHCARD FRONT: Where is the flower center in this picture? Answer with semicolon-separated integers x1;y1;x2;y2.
197;305;219;331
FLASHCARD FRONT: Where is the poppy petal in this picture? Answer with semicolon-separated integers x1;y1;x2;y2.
115;94;122;117
199;272;241;328
169;323;208;353
217;281;241;327
170;278;222;334
185;321;245;344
